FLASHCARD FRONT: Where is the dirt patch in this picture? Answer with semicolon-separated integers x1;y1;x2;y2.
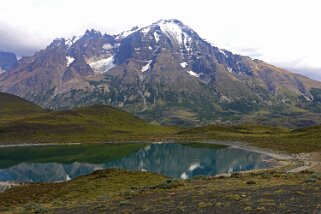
289;152;321;173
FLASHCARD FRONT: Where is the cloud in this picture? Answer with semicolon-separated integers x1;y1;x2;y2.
262;57;321;81
0;20;52;57
233;47;263;59
279;66;321;81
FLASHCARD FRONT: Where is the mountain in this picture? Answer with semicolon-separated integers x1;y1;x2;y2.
1;19;321;127
0;51;17;74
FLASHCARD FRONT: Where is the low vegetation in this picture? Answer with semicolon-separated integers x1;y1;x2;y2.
0;169;320;213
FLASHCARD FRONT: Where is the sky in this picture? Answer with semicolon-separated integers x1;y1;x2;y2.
0;0;321;80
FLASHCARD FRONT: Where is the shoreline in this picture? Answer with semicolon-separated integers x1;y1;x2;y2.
0;182;22;193
201;140;321;173
0;142;82;148
199;140;300;173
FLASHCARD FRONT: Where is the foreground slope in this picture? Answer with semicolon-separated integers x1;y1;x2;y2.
1;20;321;127
0;169;320;213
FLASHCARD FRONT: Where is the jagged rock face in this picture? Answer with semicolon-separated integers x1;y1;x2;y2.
0;52;17;72
1;19;321;127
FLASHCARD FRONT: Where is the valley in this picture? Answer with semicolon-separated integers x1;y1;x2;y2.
0;92;320;213
0;14;321;213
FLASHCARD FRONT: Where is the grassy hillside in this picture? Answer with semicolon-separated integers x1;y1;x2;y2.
0;92;177;143
0;92;45;114
0;92;47;123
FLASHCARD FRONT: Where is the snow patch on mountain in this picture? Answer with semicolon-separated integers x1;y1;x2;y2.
180;62;188;68
154;31;161;43
219;49;228;57
141;60;152;72
116;26;140;39
186;70;201;78
158;20;184;45
141;27;151;35
65;40;72;47
155;20;193;56
102;43;114;50
65;35;82;47
72;35;81;43
89;56;115;73
183;33;192;52
66;56;75;66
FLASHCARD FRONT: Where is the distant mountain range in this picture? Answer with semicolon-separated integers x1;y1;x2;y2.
1;19;321;127
0;51;17;74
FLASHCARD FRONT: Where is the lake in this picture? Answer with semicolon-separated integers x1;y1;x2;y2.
0;142;273;182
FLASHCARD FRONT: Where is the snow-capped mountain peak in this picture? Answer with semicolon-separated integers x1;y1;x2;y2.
154;19;195;35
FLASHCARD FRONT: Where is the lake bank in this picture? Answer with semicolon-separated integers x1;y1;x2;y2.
0;142;274;182
0;140;319;175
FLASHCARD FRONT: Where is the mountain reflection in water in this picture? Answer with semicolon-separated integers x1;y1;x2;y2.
0;143;272;182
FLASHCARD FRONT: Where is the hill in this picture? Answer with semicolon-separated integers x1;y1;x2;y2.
0;92;47;124
0;95;177;143
0;92;44;115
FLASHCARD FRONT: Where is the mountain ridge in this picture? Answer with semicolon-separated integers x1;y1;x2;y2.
1;19;321;127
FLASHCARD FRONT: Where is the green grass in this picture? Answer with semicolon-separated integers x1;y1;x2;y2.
0;93;45;115
0;169;320;213
0;105;179;143
0;143;146;168
0;92;47;124
0;169;168;211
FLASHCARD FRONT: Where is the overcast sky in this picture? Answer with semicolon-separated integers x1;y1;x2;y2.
1;0;321;80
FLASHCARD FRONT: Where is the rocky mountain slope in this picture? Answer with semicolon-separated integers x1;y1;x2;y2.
1;19;321;127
